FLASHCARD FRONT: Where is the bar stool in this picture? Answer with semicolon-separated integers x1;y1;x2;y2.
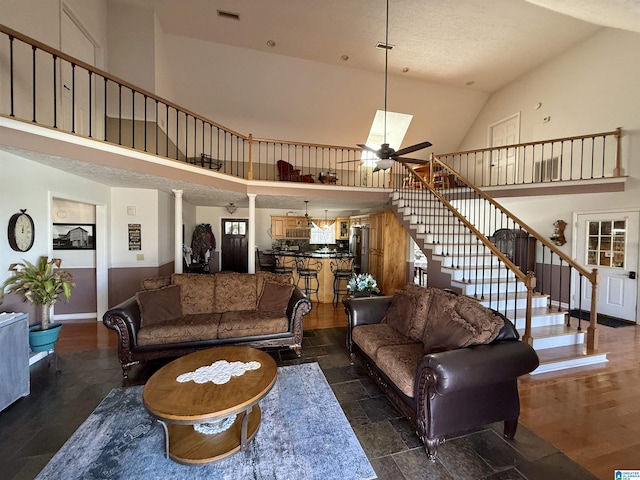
273;254;295;276
330;256;354;307
294;256;322;302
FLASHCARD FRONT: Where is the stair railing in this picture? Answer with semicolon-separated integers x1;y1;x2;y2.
394;159;600;351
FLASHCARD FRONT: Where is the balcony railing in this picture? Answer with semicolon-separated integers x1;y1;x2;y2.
436;130;622;188
0;24;392;189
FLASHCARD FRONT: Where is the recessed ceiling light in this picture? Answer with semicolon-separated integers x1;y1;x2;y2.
402;67;409;73
266;40;276;48
340;55;349;61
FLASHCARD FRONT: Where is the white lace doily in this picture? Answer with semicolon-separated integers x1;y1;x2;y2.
194;415;237;435
176;360;261;385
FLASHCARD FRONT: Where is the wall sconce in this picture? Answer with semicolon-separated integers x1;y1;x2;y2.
226;203;238;214
550;220;567;246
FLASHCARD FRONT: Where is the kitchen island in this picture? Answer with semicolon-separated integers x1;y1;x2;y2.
266;251;354;304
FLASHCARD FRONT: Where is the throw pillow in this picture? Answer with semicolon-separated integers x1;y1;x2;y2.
403;284;434;342
381;290;416;338
140;276;171;291
422;290;505;353
257;281;295;315
135;284;182;328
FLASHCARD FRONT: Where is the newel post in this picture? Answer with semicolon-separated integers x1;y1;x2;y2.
247;133;254;180
587;268;600;352
521;272;536;346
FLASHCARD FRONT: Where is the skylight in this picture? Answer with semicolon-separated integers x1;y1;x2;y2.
361;110;413;167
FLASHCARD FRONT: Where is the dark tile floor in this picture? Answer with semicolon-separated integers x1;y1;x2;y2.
0;327;596;480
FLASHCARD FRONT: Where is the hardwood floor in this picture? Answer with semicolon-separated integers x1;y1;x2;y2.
57;303;639;479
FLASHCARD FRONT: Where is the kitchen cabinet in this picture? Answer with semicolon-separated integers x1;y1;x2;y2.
271;216;310;239
368;211;407;295
349;215;369;227
335;217;350;240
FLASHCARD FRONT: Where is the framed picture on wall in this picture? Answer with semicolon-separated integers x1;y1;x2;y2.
52;223;96;250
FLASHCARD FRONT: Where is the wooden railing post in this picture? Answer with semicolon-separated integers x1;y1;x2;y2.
587;268;600;352
247;134;254;180
521;272;536;346
614;127;622;177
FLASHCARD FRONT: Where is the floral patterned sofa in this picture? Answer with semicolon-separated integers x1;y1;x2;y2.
344;285;539;459
103;271;311;377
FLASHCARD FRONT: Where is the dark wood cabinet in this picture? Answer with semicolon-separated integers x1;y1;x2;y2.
492;229;536;274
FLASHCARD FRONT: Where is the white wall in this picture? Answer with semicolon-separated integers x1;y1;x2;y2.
458;28;640;243
106;1;156;93
109;187;159;267
0;151;109;282
160;33;488;154
157;190;175;265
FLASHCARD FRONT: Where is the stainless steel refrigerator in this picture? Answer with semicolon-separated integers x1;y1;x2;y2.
349;226;369;274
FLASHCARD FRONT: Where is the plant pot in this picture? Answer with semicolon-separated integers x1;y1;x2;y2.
28;323;62;352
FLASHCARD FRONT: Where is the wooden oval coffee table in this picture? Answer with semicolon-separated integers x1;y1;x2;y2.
143;346;277;465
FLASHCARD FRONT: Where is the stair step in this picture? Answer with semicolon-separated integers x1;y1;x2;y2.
442;265;514;281
523;324;586;350
530;344;608;375
477;292;549;310
452;278;527;295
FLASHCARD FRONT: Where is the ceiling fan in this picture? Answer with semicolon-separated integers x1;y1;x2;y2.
349;0;432;172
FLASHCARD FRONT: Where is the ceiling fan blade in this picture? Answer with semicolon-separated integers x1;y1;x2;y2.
357;144;381;155
337;159;362;164
398;157;428;164
372;167;381;173
395;141;433;157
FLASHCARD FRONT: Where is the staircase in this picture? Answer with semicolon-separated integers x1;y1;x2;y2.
390;188;608;375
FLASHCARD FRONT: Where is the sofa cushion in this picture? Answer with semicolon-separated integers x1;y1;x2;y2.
376;343;425;398
403;284;434;342
256;271;294;300
218;310;289;339
135;285;183;328
213;273;258;313
422;291;505;353
381;290;416;338
171;273;216;315
140;276;172;291
137;313;221;346
258;281;295;315
352;324;416;362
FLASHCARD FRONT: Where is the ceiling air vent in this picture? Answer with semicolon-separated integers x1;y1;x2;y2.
376;42;394;50
217;10;240;21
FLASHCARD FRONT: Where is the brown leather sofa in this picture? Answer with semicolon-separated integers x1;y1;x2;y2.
344;287;539;459
103;272;312;378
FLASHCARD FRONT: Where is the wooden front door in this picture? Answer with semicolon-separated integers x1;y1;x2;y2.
221;218;248;272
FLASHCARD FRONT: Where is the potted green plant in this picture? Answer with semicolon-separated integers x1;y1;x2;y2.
1;256;75;352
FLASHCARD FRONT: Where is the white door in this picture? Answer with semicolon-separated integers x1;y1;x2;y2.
574;211;639;322
489;113;520;185
60;11;96;136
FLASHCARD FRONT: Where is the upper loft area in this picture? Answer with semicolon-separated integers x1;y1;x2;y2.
0;22;630;210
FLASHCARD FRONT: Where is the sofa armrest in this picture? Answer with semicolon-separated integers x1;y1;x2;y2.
344;296;393;328
286;286;312;344
102;296;141;349
416;340;539;396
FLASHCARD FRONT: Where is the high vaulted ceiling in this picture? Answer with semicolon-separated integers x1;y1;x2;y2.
120;0;638;93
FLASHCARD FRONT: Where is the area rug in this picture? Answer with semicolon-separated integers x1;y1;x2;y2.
568;309;635;328
36;362;376;480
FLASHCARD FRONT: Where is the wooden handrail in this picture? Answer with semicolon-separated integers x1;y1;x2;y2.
435;129;620;158
251;136;361;152
421;155;598;284
0;24;249;140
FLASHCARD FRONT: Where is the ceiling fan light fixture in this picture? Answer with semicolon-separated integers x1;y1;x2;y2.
375;158;395;170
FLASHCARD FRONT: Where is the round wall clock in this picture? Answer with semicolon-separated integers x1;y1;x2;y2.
8;209;35;252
